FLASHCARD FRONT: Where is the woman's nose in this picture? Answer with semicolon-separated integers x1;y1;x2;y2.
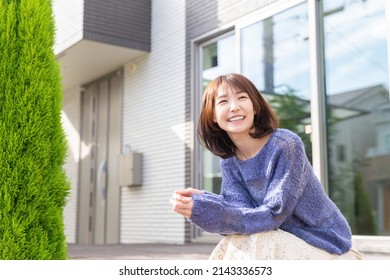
229;100;240;111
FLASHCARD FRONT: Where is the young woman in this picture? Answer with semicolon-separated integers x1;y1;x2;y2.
171;73;362;260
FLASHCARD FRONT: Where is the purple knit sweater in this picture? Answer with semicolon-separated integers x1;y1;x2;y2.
190;128;352;255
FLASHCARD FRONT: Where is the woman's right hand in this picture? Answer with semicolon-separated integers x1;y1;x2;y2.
170;188;204;218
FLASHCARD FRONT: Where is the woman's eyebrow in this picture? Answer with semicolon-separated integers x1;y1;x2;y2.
216;94;227;100
216;91;246;99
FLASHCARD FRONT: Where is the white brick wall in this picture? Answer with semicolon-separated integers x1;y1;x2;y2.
61;86;81;244
121;0;187;244
52;0;84;54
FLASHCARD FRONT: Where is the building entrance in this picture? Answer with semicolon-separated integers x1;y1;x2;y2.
78;71;123;244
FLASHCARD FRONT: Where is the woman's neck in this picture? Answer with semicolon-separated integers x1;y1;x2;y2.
230;133;271;160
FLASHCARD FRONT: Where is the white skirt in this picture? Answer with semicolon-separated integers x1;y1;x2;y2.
209;229;363;260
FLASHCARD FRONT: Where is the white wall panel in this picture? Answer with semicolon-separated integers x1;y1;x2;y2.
121;0;187;244
61;87;81;244
52;0;84;54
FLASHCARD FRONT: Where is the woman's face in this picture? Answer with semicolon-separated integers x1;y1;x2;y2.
213;85;256;138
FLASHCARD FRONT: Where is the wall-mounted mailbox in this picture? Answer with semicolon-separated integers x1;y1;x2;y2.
118;152;142;187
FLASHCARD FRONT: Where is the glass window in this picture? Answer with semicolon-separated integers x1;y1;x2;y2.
324;0;389;235
201;34;236;194
241;2;312;161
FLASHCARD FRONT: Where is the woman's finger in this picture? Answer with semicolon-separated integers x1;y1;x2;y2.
173;200;193;218
175;194;192;203
176;188;204;197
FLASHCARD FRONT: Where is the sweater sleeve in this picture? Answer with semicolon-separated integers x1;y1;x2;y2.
189;136;309;234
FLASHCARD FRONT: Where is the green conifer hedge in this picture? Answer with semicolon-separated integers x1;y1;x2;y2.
0;0;70;259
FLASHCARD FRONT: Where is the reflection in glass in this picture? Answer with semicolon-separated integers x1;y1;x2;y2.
241;2;312;159
324;0;389;235
241;3;310;99
202;35;235;87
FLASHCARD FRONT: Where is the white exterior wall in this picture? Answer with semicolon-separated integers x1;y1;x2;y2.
52;0;84;54
53;0;83;244
61;87;81;244
121;0;187;244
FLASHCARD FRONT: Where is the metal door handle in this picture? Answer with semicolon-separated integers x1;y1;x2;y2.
97;160;107;202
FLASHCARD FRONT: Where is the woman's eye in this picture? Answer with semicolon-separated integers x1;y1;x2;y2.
238;95;247;100
217;100;227;105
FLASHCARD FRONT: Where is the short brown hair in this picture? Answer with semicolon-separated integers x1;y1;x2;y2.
197;73;279;159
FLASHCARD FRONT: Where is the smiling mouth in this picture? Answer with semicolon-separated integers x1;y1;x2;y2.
228;116;245;122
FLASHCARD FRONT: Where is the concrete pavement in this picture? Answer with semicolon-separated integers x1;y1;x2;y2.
67;242;215;260
67;240;390;260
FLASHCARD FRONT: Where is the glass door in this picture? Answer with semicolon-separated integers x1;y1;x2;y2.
323;0;390;235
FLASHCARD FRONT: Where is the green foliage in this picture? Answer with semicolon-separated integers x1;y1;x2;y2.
268;86;312;162
0;0;70;259
353;167;377;235
329;159;377;235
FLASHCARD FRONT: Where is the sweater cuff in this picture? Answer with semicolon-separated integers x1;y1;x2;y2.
188;191;220;227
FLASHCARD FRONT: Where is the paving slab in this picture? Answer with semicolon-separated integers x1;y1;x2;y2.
67;243;215;260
